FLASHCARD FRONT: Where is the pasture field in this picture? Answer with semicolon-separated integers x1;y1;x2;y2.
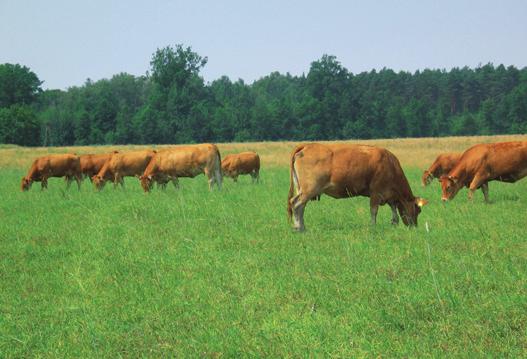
1;135;527;357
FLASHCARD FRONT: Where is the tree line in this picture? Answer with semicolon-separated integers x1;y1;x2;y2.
1;44;526;146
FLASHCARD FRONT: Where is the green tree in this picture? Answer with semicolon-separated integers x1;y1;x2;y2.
0;105;40;145
0;63;43;108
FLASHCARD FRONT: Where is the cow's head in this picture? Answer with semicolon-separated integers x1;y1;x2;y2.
421;170;433;187
399;197;428;226
20;177;32;191
139;175;153;192
439;175;461;201
220;164;230;178
92;175;106;190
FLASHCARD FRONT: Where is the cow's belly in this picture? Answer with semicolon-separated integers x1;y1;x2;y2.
176;168;203;178
323;182;368;199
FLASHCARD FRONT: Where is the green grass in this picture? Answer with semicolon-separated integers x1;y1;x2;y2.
1;167;526;357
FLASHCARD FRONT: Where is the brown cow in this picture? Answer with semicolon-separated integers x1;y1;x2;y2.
287;143;428;231
221;151;260;183
92;150;156;190
140;144;222;192
422;153;461;186
21;154;82;191
440;141;527;202
79;152;116;182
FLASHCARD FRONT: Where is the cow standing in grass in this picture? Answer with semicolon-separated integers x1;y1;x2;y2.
440;141;527;202
287;143;428;231
92;150;156;190
79;152;116;182
140;144;222;192
422;153;461;186
221;151;260;183
21;154;82;191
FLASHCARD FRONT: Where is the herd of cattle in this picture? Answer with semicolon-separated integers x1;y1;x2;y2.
20;141;527;231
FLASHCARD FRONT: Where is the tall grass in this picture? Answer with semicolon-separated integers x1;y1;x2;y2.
1;137;526;356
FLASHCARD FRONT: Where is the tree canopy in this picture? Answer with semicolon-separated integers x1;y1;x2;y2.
1;46;526;146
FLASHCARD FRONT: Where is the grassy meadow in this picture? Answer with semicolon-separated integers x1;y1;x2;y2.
1;135;527;357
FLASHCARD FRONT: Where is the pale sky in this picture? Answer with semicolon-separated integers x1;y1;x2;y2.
1;0;526;90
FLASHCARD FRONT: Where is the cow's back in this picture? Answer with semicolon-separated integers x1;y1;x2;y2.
222;151;259;173
154;145;216;177
487;142;527;176
80;153;111;174
452;142;527;178
330;145;410;199
113;150;155;175
43;154;80;176
438;153;462;173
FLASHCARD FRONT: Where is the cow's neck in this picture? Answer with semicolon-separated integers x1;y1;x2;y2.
450;165;468;186
26;165;39;179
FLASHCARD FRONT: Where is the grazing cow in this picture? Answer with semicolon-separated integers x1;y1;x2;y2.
21;154;82;191
287;143;428;231
79;152;116;182
92;150;156;190
440;141;527;202
221;151;260;183
422;153;461;186
140;143;222;192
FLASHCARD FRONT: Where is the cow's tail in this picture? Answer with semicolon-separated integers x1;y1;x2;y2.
287;145;304;221
214;146;222;189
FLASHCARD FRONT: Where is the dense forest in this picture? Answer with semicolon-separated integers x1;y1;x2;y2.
1;44;526;146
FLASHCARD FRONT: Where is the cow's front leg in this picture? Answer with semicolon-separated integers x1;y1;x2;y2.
41;178;48;190
469;174;487;202
171;177;180;189
481;182;490;203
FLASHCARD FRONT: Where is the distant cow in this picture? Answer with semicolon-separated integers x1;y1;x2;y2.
422;153;461;186
440;141;527;202
79;152;116;182
287;143;428;231
92;150;156;190
221;151;260;183
140;144;222;192
21;154;82;191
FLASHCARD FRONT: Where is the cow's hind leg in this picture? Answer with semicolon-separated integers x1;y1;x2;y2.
389;203;399;225
65;176;73;190
251;170;259;184
370;197;379;225
75;173;82;190
290;193;309;231
204;168;214;190
214;167;222;190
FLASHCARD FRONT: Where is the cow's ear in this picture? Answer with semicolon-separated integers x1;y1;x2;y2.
148;175;152;180
447;175;458;184
415;197;429;207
